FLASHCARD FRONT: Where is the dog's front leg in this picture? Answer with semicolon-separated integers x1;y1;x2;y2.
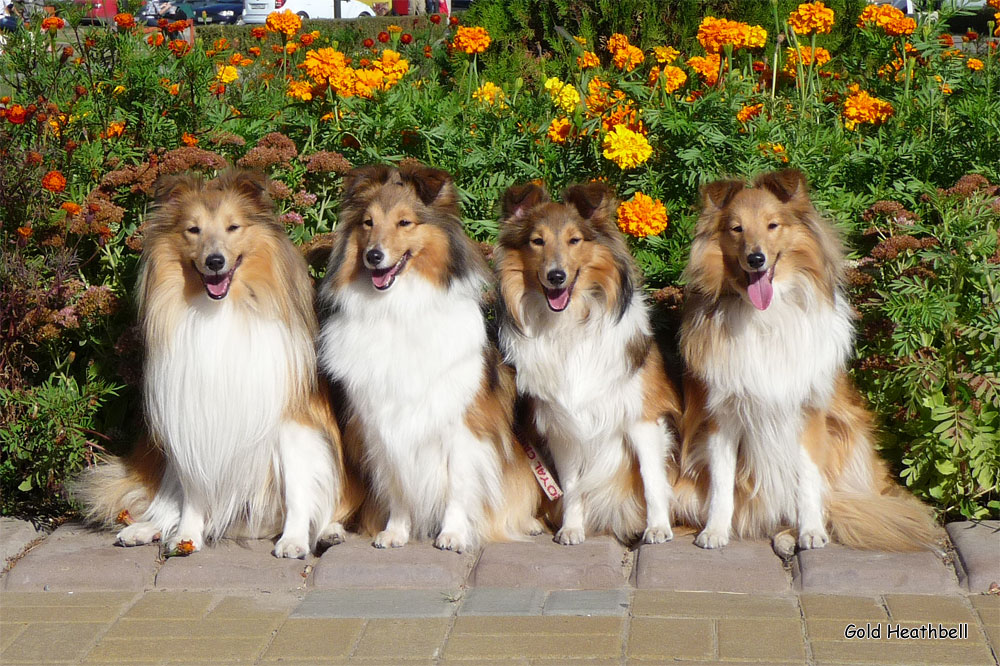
436;427;491;553
373;497;411;549
274;421;338;559
167;493;206;554
796;442;829;550
547;434;586;545
629;419;675;544
117;465;182;547
694;421;739;549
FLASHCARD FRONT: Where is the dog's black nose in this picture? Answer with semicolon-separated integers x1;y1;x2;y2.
547;269;567;286
205;253;226;272
747;252;766;270
365;248;384;266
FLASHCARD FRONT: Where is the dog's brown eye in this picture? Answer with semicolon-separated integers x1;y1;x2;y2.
768;222;779;230
731;225;743;233
531;237;544;246
569;237;582;245
398;219;412;227
187;226;200;235
363;219;373;227
227;225;240;232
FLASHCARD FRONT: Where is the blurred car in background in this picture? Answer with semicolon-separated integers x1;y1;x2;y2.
243;0;371;22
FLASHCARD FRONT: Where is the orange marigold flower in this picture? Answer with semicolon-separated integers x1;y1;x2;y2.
168;39;191;57
265;9;301;38
452;25;491;54
612;43;644;71
173;540;196;556
181;132;198;146
300;32;315;46
103;121;125;138
842;87;894;130
287;79;314;101
472;81;507;107
251;26;267;39
758;142;789;163
617;192;668;237
737;103;763;123
62;201;82;216
41;16;65;32
584;77;623;115
387;24;402;33
249;46;261;56
285;42;299;54
547;116;572;143
687;52;722;85
602;104;644;135
147;32;164;46
577;50;600;69
967;58;984;71
17;226;33;239
653;46;680;64
788;2;834;35
114;12;136;29
6;103;27;124
697;16;767;53
857;5;915;37
606;33;630;53
649;64;688;92
42;170;67;193
782;46;831;76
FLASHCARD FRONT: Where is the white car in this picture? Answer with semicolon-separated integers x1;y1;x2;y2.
244;0;372;23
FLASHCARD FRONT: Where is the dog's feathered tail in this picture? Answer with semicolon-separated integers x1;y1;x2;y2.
71;440;162;528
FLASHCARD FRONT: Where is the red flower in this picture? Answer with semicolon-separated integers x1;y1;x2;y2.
430;13;441;24
363;37;374;48
157;17;169;29
401;33;413;44
964;30;979;42
26;151;42;165
449;16;459;26
424;45;432;58
6;103;27;124
114;12;137;30
377;31;390;43
42;170;67;193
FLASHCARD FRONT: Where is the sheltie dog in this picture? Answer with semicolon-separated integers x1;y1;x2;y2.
676;169;938;555
75;170;356;558
316;163;543;552
495;182;683;545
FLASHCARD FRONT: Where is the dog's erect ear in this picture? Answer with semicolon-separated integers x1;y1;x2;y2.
755;169;808;203
397;162;456;207
153;173;201;203
700;179;744;211
212;169;270;203
564;182;615;221
501;183;549;221
341;165;392;201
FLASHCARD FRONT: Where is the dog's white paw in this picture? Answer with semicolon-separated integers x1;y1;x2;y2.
373;528;409;549
317;522;346;549
798;528;829;550
694;527;729;549
434;531;471;553
772;530;797;560
166;534;202;555
273;535;310;559
643;524;674;544
116;522;161;547
555;526;586;546
526;518;546;536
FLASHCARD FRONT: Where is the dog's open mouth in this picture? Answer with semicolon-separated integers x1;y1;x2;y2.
200;256;242;300
371;252;410;291
543;273;577;312
745;263;776;311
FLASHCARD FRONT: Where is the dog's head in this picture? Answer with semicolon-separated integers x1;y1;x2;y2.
497;181;637;326
686;169;843;310
328;162;485;292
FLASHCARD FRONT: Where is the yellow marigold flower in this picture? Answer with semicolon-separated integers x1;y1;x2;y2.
305;47;350;85
788;2;835;35
653;46;680;64
104;121;125;138
758;142;789;163
857;5;915;37
287;79;314;101
181;132;198;146
934;75;953;95
353;68;383;98
649;64;688;92
547;116;572;143
216;65;239;84
842;87;894;130
737;103;763;123
782;46;831;76
745;24;768;49
387;24;402;33
617;192;668;237
544;77;581;113
967;58;984;71
602;124;652;170
473;81;507;107
612;43;644;71
577;50;600;69
371;49;410;88
687;53;722;85
606;33;630;53
697;16;767;54
265;9;301;38
452;26;491;54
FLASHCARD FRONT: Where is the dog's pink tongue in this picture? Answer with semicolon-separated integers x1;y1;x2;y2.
546;287;571;311
371;270;394;289
204;274;230;298
747;270;773;310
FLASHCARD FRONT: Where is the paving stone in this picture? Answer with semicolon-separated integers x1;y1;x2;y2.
312;534;475;590
352;618;450;659
0;591;136;624
626;617;713;660
84;636;270;663
970;594;999;625
443;632;621;660
121;590;217;619
799;594;888;620
0;622;27;653
471;535;628;589
632;590;800;618
154;538;312;591
810;639;996;664
2;524;159;592
884;594;978;624
103;616;280;640
450;616;623;636
718;618;806;662
261;618;364;661
292;589;460;618
0;519;43;571
793;544;959;594
458;587;545;616
947;521;1000;593
542;589;629;616
633;538;791;593
1;621;107;663
806;618;982;643
206;593;300;620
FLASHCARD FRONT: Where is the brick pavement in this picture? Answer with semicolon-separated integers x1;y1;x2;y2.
0;520;997;664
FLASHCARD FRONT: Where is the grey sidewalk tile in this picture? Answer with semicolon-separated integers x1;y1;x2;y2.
291;589;460;618
793;543;961;594
312;534;475;590
633;538;791;593
457;587;545;616
2;523;158;592
542;589;629;616
946;520;1000;593
471;535;629;589
154;538;313;592
1;519;44;572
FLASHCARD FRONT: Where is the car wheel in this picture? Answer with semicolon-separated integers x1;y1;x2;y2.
359;11;371;16
236;16;245;24
296;11;308;18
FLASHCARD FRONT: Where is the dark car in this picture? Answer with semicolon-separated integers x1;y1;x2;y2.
188;0;242;24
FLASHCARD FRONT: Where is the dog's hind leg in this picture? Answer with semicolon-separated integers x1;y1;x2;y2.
274;421;337;559
629;419;675;544
117;465;182;547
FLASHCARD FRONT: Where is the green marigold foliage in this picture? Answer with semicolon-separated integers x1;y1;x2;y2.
0;0;997;518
